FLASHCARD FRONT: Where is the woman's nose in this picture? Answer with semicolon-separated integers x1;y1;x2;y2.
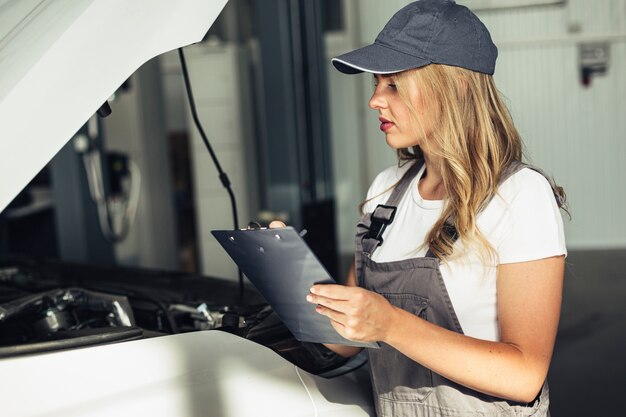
369;90;386;110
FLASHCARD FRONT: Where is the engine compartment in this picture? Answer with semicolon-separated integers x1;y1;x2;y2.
0;258;351;375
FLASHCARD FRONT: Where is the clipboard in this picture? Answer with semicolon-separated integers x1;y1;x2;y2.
211;227;379;348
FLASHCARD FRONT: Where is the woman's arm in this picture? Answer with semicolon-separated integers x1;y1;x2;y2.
308;255;564;403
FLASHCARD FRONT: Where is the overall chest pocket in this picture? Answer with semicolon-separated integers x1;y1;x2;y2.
368;293;433;402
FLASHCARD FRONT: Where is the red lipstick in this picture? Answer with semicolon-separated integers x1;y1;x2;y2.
379;117;394;132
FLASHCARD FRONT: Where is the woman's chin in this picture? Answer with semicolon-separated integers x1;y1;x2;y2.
385;135;419;150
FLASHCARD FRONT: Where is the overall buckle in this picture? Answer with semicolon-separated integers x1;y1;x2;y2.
367;204;397;246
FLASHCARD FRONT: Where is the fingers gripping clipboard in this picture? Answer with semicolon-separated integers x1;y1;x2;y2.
212;227;379;348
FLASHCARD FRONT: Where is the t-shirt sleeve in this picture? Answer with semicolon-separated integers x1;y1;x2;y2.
496;169;567;264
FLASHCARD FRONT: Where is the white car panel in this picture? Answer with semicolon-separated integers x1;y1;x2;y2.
0;330;374;416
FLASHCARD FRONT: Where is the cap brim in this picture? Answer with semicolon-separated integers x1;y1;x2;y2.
332;43;430;74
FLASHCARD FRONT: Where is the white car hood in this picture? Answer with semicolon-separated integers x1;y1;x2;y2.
0;330;373;417
0;0;228;212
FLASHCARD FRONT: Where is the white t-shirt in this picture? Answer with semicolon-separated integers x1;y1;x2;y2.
363;163;567;342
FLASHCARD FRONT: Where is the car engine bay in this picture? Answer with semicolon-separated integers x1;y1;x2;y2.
0;258;354;375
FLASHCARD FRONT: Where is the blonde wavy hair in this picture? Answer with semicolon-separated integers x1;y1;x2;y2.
370;64;566;262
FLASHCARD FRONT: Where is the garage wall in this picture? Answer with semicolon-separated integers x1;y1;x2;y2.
328;0;626;252
482;1;626;249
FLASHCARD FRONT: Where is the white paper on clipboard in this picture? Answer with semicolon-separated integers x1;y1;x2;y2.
211;227;379;348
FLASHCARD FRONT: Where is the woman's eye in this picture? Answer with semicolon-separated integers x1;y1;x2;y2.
372;78;396;90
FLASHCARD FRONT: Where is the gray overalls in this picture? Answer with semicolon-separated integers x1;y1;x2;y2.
355;159;553;417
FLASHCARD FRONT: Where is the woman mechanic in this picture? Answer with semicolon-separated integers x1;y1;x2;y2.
275;1;567;416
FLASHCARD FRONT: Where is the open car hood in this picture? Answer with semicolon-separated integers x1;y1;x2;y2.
0;0;228;212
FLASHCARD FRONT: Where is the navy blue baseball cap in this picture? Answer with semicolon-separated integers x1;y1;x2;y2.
332;0;498;75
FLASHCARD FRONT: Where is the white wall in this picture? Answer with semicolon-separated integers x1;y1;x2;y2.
479;0;626;248
327;0;626;251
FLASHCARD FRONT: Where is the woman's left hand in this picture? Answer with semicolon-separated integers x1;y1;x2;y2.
306;284;396;343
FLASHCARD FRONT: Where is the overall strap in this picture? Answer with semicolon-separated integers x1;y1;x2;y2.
362;160;425;255
383;160;425;208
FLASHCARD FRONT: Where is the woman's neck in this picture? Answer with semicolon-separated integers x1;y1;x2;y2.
419;153;446;200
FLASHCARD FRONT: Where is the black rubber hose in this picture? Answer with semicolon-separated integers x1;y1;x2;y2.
178;47;244;305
